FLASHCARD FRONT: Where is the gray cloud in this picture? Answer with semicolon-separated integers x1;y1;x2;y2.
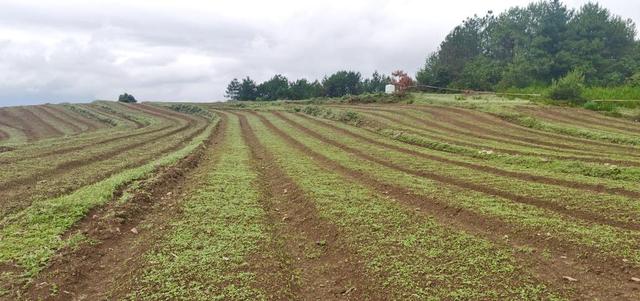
0;0;637;106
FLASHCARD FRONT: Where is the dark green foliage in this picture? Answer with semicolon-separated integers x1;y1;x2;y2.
118;93;137;103
237;77;258;101
627;72;640;88
257;74;290;101
289;79;324;100
362;71;392;93
417;0;639;91
546;70;586;103
227;71;393;101
322;71;363;97
225;78;241;100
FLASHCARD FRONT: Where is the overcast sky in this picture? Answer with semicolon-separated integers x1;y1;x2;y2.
0;0;638;106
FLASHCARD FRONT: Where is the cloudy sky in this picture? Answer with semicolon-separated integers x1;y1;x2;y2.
0;0;638;106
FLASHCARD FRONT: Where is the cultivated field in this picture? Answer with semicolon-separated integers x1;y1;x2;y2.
1;95;640;300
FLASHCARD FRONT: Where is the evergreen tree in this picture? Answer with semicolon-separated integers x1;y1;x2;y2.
237;77;258;101
225;78;241;100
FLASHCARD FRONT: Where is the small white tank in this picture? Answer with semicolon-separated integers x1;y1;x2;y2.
385;84;396;94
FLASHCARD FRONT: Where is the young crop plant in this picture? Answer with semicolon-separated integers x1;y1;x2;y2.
129;114;276;300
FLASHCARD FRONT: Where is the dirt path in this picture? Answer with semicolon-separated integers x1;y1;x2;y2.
270;112;639;231
20;116;225;301
237;111;380;300
252;111;640;300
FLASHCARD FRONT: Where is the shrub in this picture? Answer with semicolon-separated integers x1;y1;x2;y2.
626;72;640;88
546;70;585;104
118;93;137;103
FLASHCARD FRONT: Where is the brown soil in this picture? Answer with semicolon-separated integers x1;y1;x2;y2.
18;115;225;301
89;104;146;129
291;112;640;199
269;111;639;231
252;111;640;300
520;106;640;136
0;129;8;141
237;111;381;300
433;105;640;159
0;119;208;219
18;107;66;138
352;107;597;157
36;106;83;134
343;106;640;167
0;108;38;141
45;105;102;132
0;117;199;190
0;123;174;165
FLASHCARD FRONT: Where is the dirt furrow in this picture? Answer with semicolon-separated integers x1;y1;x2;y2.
90;104;147;129
394;106;599;153
420;105;640;153
269;111;639;231
289;112;640;199
253;111;640;300
21;116;225;301
354;108;599;157
45;104;101;131
520;106;640;136
0;124;174;165
339;106;640;166
0;109;38;141
237;111;379;300
123;103;201;125
0;120;195;189
35;106;83;134
19;107;66;138
0;121;208;218
352;104;640;159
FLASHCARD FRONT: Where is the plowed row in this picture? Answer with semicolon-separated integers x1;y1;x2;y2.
1;101;639;300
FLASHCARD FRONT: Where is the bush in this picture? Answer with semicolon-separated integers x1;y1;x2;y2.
546;70;586;104
118;93;137;103
626;72;640;88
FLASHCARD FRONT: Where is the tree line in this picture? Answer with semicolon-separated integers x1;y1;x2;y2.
416;0;640;91
225;71;392;101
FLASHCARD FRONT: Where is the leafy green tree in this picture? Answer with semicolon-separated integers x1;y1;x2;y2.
454;55;501;90
237;77;258;101
416;53;449;87
257;74;290;101
225;78;241;100
563;2;637;85
322;71;362;97
362;71;391;93
289;78;325;99
118;93;137;103
417;0;639;90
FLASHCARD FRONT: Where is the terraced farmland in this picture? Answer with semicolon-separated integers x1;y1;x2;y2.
1;96;639;300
